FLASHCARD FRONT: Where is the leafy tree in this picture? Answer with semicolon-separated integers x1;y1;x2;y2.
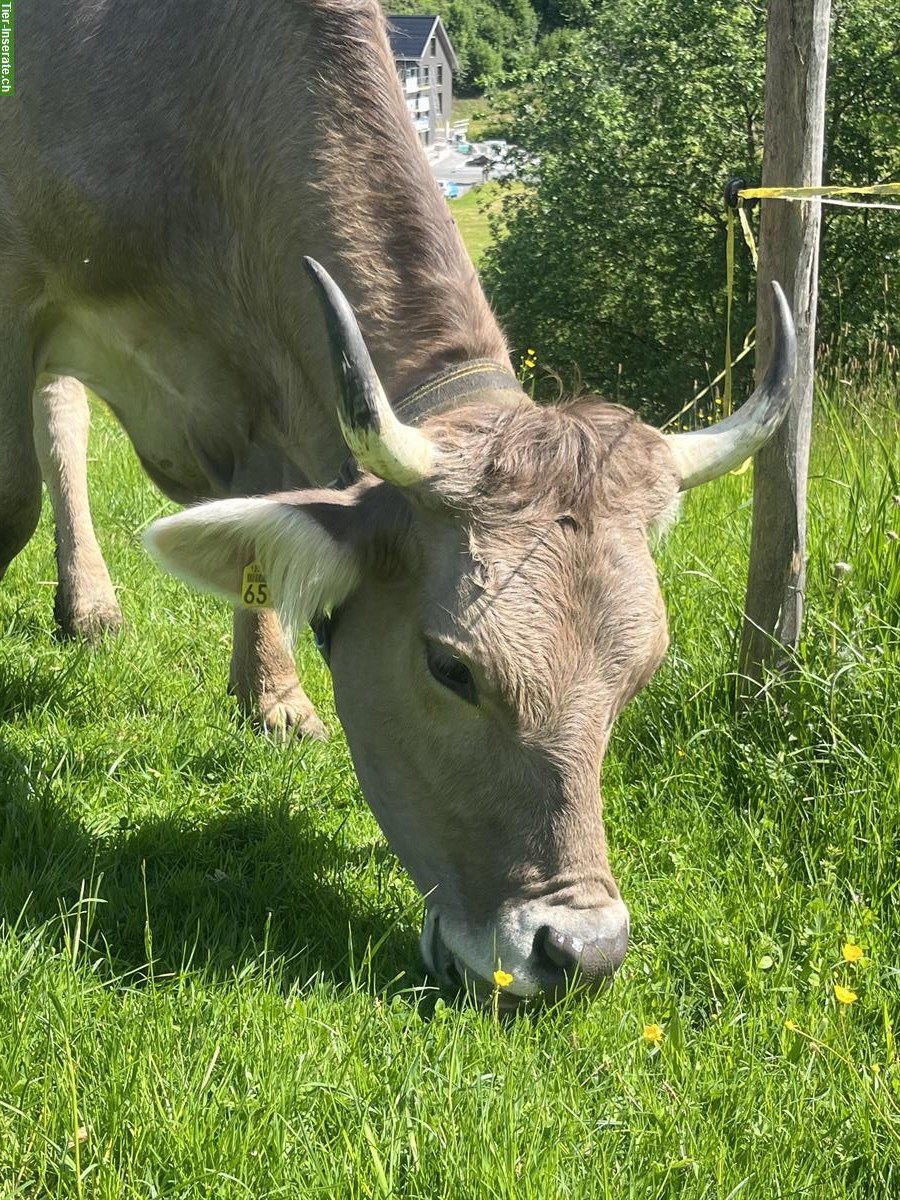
482;0;900;418
822;0;900;359
530;0;597;35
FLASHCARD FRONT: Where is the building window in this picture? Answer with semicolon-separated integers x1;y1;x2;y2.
437;65;443;85
422;66;429;84
430;37;436;56
438;92;443;114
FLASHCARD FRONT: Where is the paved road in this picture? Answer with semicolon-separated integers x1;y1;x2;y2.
430;146;488;196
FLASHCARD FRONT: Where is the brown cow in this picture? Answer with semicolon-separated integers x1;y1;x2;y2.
1;0;796;1000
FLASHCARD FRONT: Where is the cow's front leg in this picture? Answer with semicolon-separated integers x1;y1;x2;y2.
229;606;328;741
32;376;123;641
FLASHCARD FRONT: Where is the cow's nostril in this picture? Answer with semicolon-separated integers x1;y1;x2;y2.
532;924;626;989
533;925;582;978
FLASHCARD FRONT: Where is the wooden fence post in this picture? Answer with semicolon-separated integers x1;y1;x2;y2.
738;0;832;693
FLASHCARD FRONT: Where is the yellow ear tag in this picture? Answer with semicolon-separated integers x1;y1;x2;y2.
241;561;271;608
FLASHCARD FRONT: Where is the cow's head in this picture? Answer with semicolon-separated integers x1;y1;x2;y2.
147;261;796;1004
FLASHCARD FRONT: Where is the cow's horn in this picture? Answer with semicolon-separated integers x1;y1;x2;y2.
304;258;437;486
667;281;797;491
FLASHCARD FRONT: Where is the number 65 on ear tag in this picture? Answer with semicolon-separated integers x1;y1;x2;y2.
241;561;271;608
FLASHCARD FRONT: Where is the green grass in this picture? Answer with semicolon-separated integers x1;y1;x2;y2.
1;383;898;1197
448;185;494;265
450;182;519;265
449;97;502;141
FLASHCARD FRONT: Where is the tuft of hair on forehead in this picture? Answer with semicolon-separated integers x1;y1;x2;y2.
423;397;680;527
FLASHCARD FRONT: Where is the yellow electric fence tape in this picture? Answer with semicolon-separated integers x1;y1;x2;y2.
736;205;758;268
720;180;900;417
739;183;900;206
660;327;756;432
241;561;271;609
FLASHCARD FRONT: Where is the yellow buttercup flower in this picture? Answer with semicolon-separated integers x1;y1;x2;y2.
643;1023;664;1045
841;942;863;963
493;969;513;988
834;983;858;1005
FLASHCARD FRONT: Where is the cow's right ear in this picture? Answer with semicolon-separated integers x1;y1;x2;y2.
144;490;364;635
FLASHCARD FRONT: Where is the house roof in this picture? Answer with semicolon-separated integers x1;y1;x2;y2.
388;15;458;72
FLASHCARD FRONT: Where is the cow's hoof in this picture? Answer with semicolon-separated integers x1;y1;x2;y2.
54;590;124;643
237;685;329;743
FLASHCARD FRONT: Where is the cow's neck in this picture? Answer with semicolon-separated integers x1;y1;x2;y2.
293;1;513;400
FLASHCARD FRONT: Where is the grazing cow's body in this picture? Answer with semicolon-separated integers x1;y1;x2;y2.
0;0;796;1001
4;0;505;731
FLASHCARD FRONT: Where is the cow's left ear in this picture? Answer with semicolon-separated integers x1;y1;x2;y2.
144;488;367;635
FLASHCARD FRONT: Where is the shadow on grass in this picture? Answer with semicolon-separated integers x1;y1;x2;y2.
0;734;423;998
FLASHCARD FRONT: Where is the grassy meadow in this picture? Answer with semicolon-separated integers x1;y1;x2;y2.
1;356;898;1190
449;97;504;142
447;185;502;265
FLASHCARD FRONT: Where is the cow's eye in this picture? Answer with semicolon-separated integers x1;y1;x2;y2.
425;641;478;706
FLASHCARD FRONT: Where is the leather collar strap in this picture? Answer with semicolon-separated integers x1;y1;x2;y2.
394;358;522;426
329;358;521;490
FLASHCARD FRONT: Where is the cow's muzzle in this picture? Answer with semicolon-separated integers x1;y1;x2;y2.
420;900;630;1007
